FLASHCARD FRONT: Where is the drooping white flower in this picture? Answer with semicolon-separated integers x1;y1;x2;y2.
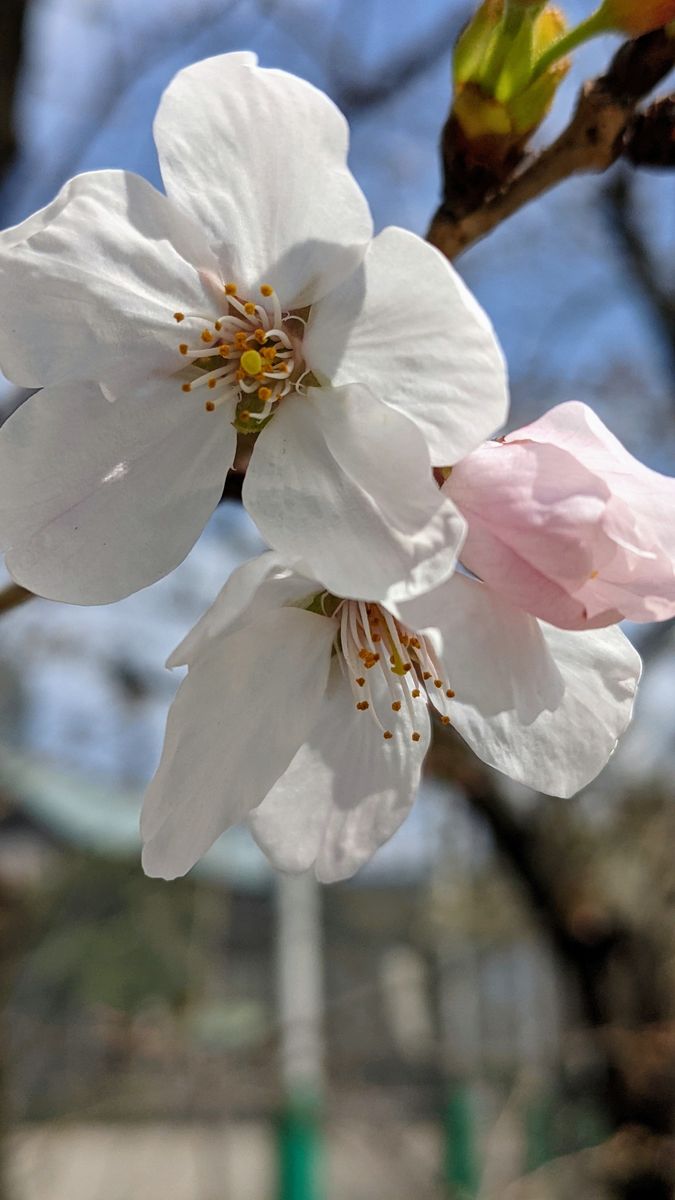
141;552;641;883
0;52;507;606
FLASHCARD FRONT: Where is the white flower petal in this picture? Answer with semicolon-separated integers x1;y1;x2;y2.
401;574;640;796
0;170;219;389
0;380;235;603
168;552;319;668
249;657;430;882
303;226;508;464
142;607;335;879
243;385;466;605
154;53;373;307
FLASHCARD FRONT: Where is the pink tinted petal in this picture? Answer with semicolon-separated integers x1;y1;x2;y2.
449;403;675;629
508;402;675;622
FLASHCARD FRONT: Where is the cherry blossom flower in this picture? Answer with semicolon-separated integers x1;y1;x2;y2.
0;52;507;606
445;401;675;630
141;551;640;883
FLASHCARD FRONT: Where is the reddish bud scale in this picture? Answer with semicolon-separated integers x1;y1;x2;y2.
600;0;675;34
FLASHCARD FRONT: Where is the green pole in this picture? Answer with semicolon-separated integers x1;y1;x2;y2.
276;874;325;1200
443;1082;479;1198
277;1092;323;1200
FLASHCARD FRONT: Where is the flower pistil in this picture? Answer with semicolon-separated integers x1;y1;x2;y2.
323;596;456;742
174;283;306;431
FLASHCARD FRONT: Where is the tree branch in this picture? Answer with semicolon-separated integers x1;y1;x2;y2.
603;169;675;381
0;581;33;615
427;29;675;261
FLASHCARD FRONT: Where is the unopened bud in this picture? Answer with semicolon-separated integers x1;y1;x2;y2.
452;1;569;167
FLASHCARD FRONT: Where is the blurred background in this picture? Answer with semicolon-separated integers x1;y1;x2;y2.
0;1;674;1197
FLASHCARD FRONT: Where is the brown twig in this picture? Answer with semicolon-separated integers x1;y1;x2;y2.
626;94;675;168
427;29;675;260
603;169;675;380
0;581;33;615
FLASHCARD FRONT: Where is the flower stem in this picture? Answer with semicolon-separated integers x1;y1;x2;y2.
531;9;612;79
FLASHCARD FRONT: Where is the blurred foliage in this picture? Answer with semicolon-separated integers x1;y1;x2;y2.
14;852;219;1017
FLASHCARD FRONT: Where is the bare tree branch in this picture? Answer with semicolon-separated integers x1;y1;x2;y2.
603;169;675;381
0;581;33;615
0;0;27;181
626;95;675;169
427;29;675;261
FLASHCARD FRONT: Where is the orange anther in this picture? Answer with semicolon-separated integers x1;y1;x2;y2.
440;716;451;726
423;672;432;681
356;677;365;687
258;387;272;402
235;331;248;347
434;679;443;688
173;312;185;322
383;731;393;740
446;689;455;698
411;732;421;743
260;284;273;296
205;400;216;412
225;283;237;294
181;383;192;393
244;302;256;315
207;378;217;389
239;410;251;421
412;689;421;699
219;345;231;357
391;701;401;712
235;369;245;382
214;320;222;331
179;344;189;355
201;329;213;343
254;328;266;343
356;700;369;711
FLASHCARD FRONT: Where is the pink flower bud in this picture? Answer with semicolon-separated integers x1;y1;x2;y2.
445;402;675;630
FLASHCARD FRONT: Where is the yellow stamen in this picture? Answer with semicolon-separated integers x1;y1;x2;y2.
182;383;192;393
205;400;215;412
244;302;256;315
260;284;273;296
225;283;237;295
258;386;272;402
201;329;213;343
179;344;188;355
173;312;185;322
